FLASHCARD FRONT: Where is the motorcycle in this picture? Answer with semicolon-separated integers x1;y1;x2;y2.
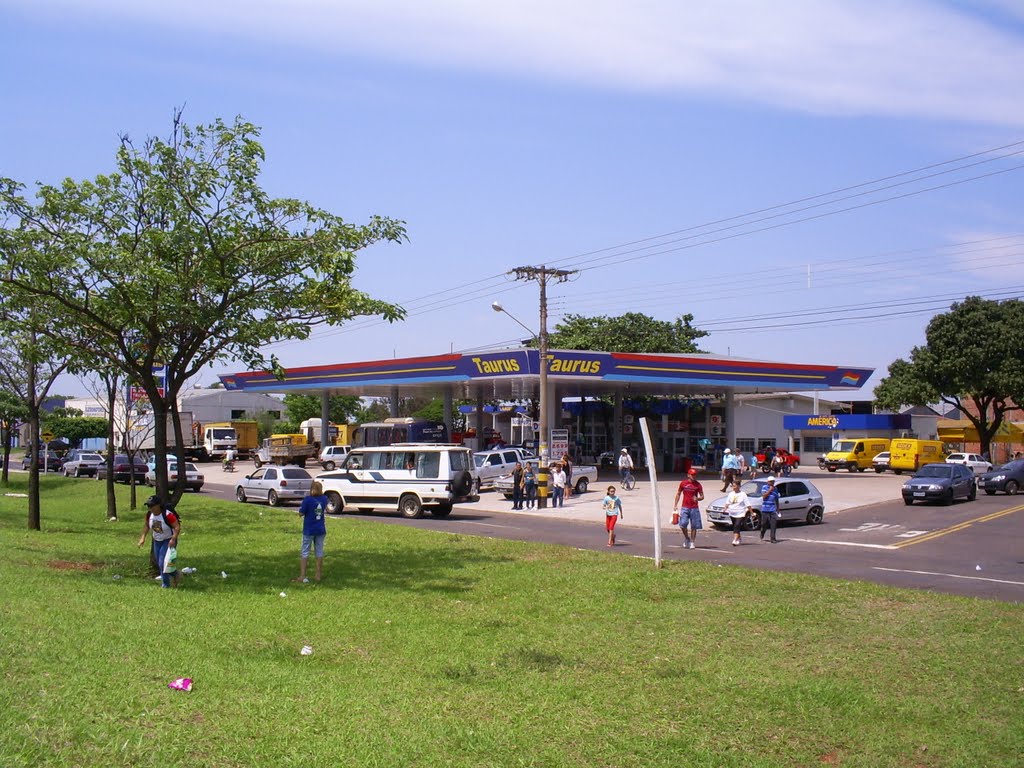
222;458;235;473
816;454;827;470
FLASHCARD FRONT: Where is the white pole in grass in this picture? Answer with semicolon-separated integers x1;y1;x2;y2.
639;417;662;568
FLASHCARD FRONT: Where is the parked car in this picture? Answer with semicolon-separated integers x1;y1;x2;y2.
61;450;104;478
473;447;535;490
944;452;993;475
901;463;976;505
319;444;477;518
235;466;314;506
494;462;598;497
146;461;204;492
706;478;825;530
319;444;352;471
21;451;63;472
95;455;148;484
872;451;891;473
976;459;1024;496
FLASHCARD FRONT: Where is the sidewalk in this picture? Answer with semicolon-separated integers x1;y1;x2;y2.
465;468;907;529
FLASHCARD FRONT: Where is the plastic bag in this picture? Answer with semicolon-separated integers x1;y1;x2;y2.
163;546;178;574
671;511;680;526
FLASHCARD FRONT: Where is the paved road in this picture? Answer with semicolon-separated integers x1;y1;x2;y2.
199;463;1024;602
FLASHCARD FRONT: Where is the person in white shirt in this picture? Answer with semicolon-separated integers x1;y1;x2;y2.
550;463;567;508
723;480;752;546
617;448;634;484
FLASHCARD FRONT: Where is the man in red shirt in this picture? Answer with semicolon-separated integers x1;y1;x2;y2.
672;468;705;550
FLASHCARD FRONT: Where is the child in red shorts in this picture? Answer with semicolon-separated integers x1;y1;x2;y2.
603;485;623;546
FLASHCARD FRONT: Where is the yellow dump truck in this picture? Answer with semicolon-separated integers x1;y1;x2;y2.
253;434;318;467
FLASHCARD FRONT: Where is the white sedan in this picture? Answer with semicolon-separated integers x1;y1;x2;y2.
235;466;314;506
146;461;204;492
945;452;993;475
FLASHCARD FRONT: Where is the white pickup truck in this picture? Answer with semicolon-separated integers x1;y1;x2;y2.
495;462;598;498
472;447;536;490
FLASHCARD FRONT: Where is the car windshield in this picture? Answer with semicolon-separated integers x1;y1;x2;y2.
832;441;857;452
915;464;952;478
738;481;771;495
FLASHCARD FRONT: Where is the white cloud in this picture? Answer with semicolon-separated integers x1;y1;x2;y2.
11;0;1024;125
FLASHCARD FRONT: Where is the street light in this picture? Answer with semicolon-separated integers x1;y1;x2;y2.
491;301;548;462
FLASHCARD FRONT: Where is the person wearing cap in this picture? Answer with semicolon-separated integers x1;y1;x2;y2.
617;448;634;485
672;467;704;549
720;448;739;491
137;495;180;588
759;476;781;543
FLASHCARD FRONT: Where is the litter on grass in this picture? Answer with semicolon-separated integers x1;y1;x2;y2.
279;592;287;598
168;678;193;692
181;567;196;575
221;571;228;578
301;646;313;656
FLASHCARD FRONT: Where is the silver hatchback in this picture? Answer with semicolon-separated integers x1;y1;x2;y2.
235;466;314;506
706;478;826;530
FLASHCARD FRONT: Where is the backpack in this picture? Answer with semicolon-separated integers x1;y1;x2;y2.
160;508;180;529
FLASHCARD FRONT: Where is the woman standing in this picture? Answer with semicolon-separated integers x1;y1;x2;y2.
603;485;623;546
723;480;752;546
523;463;537;509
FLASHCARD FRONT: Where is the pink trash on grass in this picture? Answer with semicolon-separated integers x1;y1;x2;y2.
168;677;193;692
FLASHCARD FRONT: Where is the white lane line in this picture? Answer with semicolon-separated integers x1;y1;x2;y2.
872;567;1024;587
786;538;898;550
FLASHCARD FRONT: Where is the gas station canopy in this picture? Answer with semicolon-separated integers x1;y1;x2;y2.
220;348;873;399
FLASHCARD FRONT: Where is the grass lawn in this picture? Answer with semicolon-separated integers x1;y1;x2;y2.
1;475;1022;767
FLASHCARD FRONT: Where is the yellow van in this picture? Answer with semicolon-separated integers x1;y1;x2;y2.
824;438;891;473
889;439;945;474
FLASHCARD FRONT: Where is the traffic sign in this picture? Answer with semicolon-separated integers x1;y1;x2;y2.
40;431;55;443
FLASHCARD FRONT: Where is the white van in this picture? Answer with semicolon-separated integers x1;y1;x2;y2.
318;444;477;518
319;444;351;471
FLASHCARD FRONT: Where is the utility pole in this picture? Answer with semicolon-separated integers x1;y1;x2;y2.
509;265;575;463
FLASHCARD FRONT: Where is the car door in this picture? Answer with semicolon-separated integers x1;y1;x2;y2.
777;480;810;519
245;467;269;500
954;465;974;498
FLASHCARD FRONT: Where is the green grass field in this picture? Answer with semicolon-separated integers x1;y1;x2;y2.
1;474;1022;767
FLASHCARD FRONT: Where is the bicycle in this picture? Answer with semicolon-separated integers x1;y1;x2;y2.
620;471;636;491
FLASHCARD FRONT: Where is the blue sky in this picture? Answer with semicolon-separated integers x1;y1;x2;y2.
2;0;1023;399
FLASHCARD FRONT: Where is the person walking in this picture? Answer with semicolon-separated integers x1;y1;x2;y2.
759;476;780;543
736;450;748;480
523;462;537;509
550;462;567;508
137;495;180;588
603;485;623;546
617;448;634;486
511;462;525;510
720;448;739;491
724;479;752;546
672;467;704;549
561;453;573;498
294;480;328;583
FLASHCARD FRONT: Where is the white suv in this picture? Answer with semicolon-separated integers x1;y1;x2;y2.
319;444;477;518
472;447;535;490
320;444;351;471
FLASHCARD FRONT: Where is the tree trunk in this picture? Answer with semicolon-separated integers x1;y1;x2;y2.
26;361;40;531
104;378;118;520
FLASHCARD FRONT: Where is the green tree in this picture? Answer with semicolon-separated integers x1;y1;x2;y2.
282;393;362;425
0;389;29;485
0;112;406;504
542;312;707;353
874;297;1024;457
41;415;109;447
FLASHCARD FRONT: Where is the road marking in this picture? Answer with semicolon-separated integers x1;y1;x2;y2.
872;567;1024;587
892;504;1024;548
786;538;898;550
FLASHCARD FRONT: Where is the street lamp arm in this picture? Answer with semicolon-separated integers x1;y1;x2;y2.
491;302;536;339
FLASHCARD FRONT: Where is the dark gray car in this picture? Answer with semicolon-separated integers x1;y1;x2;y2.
901;463;976;505
977;459;1024;496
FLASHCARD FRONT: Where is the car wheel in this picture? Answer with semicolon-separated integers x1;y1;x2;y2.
503;493;514;500
943;489;954;506
827;466;836;473
575;477;589;494
1005;480;1020;496
323;460;336;471
433;502;453;517
874;467;883;473
903;497;913;506
984;489;996;495
806;506;824;524
268;490;280;507
968;484;976;501
235;487;247;503
325;491;343;514
745;511;760;531
450;471;473;497
253;457;262;468
847;464;858;473
894;470;903;475
399;493;424;518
